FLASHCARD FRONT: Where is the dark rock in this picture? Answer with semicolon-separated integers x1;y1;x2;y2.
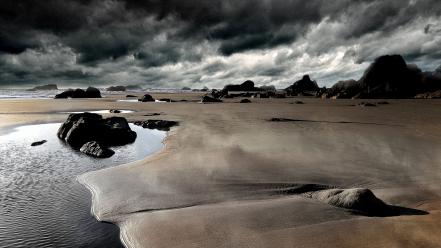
58;113;136;152
240;99;251;103
109;109;121;113
285;75;320;96
201;95;223;103
134;120;178;131
106;86;126;91
358;102;376;107
55;89;74;99
138;94;155;102
326;80;361;99
415;90;441;99
85;87;102;98
310;188;397;216
31;140;47;146
357;55;418;98
126;95;137;98
221;80;261;96
377;101;390;105
294;100;304;104
181;87;191;90
55;87;101;98
80;141;115;158
72;88;86;98
159;98;173;102
29;84;58;91
327;55;437;99
143;113;161;116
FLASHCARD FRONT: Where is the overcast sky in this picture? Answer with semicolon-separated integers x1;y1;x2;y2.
0;0;440;89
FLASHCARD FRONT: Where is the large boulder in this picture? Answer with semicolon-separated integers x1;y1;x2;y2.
58;113;137;154
139;94;155;102
310;188;397;216
106;86;126;91
80;141;115;158
285;75;320;96
85;87;102;98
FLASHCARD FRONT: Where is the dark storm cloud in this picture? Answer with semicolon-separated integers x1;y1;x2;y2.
0;0;440;87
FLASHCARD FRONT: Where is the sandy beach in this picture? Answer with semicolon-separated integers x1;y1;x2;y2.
1;94;440;247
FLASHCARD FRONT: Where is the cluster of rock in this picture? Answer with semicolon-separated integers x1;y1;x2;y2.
325;55;441;99
57;113;137;158
55;87;101;99
134;120;178;131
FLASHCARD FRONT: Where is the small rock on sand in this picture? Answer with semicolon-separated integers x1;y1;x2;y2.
31;140;47;146
201;96;223;103
309;188;397;216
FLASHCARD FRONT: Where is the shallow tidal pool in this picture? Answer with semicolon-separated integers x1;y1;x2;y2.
0;123;166;248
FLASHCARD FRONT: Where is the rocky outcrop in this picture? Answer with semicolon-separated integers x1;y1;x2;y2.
54;87;101;98
57;113;137;157
325;80;361;99
220;80;261;96
29;84;58;91
285;75;320;96
106;86;126;91
201;95;223;103
80;141;115;158
138;94;155;102
327;55;441;99
109;109;121;113
134;120;178;131
240;99;251;103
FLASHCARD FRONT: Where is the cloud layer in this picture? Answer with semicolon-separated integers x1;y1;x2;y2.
0;0;440;88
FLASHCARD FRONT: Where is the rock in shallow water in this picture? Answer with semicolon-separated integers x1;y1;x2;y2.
134;120;178;131
80;141;115;158
57;113;137;157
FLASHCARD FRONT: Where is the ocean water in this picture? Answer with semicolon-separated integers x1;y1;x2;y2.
0;88;190;99
0;123;166;248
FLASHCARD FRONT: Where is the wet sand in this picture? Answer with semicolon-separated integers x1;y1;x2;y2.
1;94;441;247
